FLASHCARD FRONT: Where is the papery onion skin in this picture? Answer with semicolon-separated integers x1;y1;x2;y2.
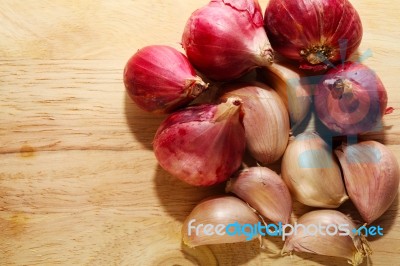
226;167;292;224
182;196;261;247
314;62;388;135
220;82;290;164
182;0;273;81
264;0;362;70
335;141;400;223
124;45;208;113
153;99;245;186
282;210;371;266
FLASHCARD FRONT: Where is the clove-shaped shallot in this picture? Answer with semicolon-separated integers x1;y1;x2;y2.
335;141;400;223
282;210;371;266
226;167;292;224
281;132;348;208
182;196;261;247
261;62;312;128
220;82;290;164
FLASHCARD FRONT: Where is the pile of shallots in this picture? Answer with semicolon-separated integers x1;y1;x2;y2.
123;0;399;265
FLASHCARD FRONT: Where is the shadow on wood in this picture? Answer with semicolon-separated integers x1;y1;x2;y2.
153;165;224;222
293;252;360;266
124;92;167;150
207;240;261;266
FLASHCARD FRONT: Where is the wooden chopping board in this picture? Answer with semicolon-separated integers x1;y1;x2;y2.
1;0;399;265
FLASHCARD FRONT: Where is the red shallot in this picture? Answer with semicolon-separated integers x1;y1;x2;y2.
153;98;246;186
314;62;388;135
124;45;208;113
182;0;273;81
264;0;363;70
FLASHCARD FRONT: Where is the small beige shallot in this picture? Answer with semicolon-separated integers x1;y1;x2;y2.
335;140;400;223
282;210;371;266
261;61;312;127
281;132;348;208
226;167;292;224
220;82;290;164
182;196;261;247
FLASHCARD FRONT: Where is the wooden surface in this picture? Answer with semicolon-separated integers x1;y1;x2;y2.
1;0;399;265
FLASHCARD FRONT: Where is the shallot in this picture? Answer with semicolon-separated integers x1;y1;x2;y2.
335;141;400;223
282;210;371;265
264;0;362;70
124;45;208;113
226;167;292;224
182;196;261;247
314;62;388;135
153;98;245;186
220;82;289;164
182;0;273;81
281;132;348;208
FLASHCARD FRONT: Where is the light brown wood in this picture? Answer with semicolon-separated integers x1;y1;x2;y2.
1;0;399;265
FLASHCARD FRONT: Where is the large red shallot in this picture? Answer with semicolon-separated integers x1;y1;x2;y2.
182;0;273;81
153;98;246;186
265;0;362;70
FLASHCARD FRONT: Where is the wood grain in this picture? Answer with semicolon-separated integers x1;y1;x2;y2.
0;0;399;265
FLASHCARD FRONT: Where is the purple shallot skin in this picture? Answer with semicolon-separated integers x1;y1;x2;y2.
314;62;387;135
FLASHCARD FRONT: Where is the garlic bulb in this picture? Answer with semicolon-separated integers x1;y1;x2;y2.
335;141;400;223
281;132;348;208
282;210;371;266
226;167;292;224
261;62;311;127
220;82;290;164
153;98;246;186
182;196;261;247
